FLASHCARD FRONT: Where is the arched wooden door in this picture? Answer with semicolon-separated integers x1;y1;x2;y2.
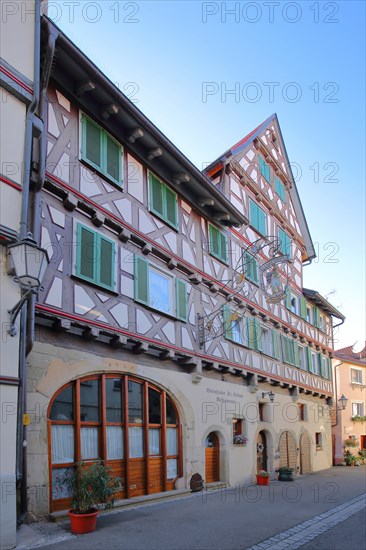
300;432;311;474
205;433;219;483
257;431;267;472
279;431;297;470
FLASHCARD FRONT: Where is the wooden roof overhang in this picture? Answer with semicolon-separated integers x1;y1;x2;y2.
303;288;345;321
41;17;247;229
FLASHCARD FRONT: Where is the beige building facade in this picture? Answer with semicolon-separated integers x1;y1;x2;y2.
332;344;366;464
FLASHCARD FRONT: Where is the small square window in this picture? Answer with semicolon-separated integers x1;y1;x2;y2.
315;432;322;448
351;369;363;384
208;223;228;264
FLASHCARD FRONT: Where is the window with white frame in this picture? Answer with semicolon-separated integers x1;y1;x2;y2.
350;368;363;384
222;307;245;345
298;346;307;371
134;256;187;320
352;402;364;416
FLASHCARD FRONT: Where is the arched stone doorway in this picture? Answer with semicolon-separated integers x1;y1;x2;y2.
48;374;182;512
300;432;311;474
256;431;267;472
205;432;220;483
279;431;297;470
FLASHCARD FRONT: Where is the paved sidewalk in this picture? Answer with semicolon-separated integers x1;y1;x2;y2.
247;493;365;550
17;467;366;549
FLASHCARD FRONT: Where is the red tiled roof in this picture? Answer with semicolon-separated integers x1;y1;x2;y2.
335;342;366;363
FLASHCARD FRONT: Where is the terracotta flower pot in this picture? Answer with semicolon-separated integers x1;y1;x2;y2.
68;509;99;534
256;475;270;486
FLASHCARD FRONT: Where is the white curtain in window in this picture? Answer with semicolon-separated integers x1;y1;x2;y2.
107;426;124;459
167;458;177;479
149;428;160;455
52;425;74;464
167;427;177;455
81;427;99;459
129;427;144;458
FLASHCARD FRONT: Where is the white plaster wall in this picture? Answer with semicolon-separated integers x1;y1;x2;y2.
27;342;333;517
0;88;26;187
0;0;35;81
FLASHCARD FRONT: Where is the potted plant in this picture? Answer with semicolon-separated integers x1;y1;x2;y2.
277;466;294;481
233;434;248;445
64;460;121;534
344;438;359;447
256;470;270;485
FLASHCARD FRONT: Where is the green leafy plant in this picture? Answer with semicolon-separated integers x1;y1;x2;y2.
276;466;293;473
257;470;270;477
64;461;121;514
351;415;366;423
344;439;359;447
344;453;357;466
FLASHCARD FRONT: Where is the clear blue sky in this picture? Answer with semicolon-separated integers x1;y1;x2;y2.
48;0;365;350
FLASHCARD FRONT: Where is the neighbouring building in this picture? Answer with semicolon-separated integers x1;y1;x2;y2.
0;1;43;547
332;343;366;464
0;8;345;542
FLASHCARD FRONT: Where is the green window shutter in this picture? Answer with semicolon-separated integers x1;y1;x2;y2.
105;135;121;183
249;200;257;229
99;236;114;289
247;318;255;349
209;224;219;257
165;186;178;228
281;335;287;362
313;307;320;328
326;358;332;380
258;207;266;236
294;344;300;367
176;279;187;321
255;319;263;351
272;330;280;360
259;156;270;182
279;229;291;257
82;116;101;168
134;255;149;305
223;306;233;341
265;162;271;182
306;348;313;372
220;231;228;263
317;353;323;376
275;177;286;202
149;173;164;217
77;224;96;281
285;286;292;310
300;296;307;320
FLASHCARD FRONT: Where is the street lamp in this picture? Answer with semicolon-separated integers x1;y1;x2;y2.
7;233;49;336
337;394;348;411
262;391;275;403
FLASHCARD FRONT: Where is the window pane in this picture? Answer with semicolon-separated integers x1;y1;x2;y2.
148;388;161;424
85;118;101;167
129;427;144;458
149;428;161;455
50;386;73;420
106;136;120;182
81;427;99;459
167;427;177;455
80;379;100;422
128;381;143;423
167;458;177;479
52;467;74;500
107;426;124;459
149;269;171;314
166;397;177;424
106;378;123;422
52;425;74;464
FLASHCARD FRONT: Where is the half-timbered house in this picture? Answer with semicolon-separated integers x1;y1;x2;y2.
21;16;345;518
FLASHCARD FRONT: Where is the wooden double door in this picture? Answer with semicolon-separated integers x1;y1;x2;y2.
279;431;297;470
205;433;220;483
300;432;311;474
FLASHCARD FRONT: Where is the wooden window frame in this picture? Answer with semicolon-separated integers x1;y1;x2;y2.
81;113;123;187
48;375;182;512
208;222;228;264
148;171;178;230
74;221;117;292
249;199;266;236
